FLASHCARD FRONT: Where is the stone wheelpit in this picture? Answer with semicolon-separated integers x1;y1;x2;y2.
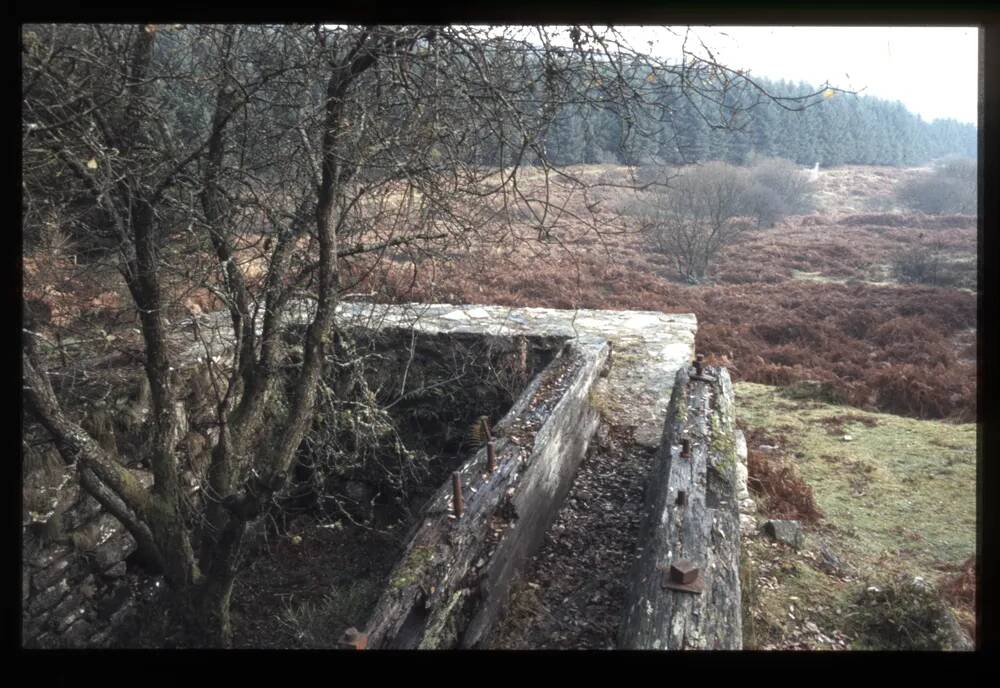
325;303;739;649
24;302;750;649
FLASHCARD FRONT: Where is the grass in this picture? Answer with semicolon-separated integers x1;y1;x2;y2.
738;382;975;570
736;381;976;649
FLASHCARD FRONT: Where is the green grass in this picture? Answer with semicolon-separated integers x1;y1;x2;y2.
735;382;975;649
737;382;975;573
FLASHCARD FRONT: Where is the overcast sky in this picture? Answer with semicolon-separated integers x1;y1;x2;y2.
614;26;979;125
348;24;978;125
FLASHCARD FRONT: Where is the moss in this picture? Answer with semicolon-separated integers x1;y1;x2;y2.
390;545;435;590
739;549;758;649
587;384;621;421
668;380;689;427
418;589;469;649
709;410;738;478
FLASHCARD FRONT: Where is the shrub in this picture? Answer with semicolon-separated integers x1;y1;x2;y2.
891;241;960;287
745;428;823;523
640;161;754;283
897;157;977;214
939;556;976;640
744;157;816;226
847;577;968;650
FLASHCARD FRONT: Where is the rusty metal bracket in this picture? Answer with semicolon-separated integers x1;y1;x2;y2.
661;559;704;594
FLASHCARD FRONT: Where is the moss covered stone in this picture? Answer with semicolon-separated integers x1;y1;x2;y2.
390;545;435;590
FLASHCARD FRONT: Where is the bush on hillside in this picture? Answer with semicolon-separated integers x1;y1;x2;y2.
744;157;817;226
891;240;967;287
847;576;971;651
897;157;977;215
638;161;753;283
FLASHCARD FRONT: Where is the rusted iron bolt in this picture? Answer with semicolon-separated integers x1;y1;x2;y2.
670;560;700;585
452;471;464;518
680;438;691;458
694;354;704;376
486;440;496;473
675;489;687;506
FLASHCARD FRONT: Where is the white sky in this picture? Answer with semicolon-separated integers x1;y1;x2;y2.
614;26;979;125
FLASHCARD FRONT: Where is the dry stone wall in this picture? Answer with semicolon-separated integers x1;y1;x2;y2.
22;467;153;647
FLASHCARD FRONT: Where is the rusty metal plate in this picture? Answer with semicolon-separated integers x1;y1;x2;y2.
661;570;704;594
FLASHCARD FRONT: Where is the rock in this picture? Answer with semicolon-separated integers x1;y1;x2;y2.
134;469;155;489
761;519;804;549
739;497;757;514
739;513;758;537
62;618;95;647
108;598;136;627
96;585;132;621
50;592;87;633
102;561;127;578
842;434;853;442
344;480;374;503
28;631;54;648
27;578;70;616
92;529;137;572
818;543;846;575
79;574;99;599
32;556;71;593
734;429;748;463
28;542;73;569
734;459;750;501
92;512;125;547
62;492;103;532
944;609;974;651
88;628;113;647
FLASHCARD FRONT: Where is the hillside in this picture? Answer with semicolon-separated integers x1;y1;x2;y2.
22;161;977;650
350;164;977;422
348;162;978;649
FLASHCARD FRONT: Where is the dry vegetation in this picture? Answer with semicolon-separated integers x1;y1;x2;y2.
23;161;977;650
338;164;976;422
25;163;976;425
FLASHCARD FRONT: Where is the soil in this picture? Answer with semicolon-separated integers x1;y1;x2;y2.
486;423;656;649
230;515;404;648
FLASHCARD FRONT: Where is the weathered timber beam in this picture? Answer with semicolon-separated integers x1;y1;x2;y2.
364;338;610;649
619;364;742;650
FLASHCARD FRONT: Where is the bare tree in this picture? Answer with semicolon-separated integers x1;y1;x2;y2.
21;23;830;646
638;161;754;282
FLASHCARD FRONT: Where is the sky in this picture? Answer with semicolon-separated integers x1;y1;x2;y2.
614;26;979;125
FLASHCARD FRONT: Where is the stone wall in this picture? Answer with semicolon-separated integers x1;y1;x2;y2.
22;467;153;648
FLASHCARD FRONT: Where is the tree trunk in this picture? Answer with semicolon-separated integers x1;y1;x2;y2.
172;574;237;648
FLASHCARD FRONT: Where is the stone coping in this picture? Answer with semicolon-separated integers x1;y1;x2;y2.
181;301;697;446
